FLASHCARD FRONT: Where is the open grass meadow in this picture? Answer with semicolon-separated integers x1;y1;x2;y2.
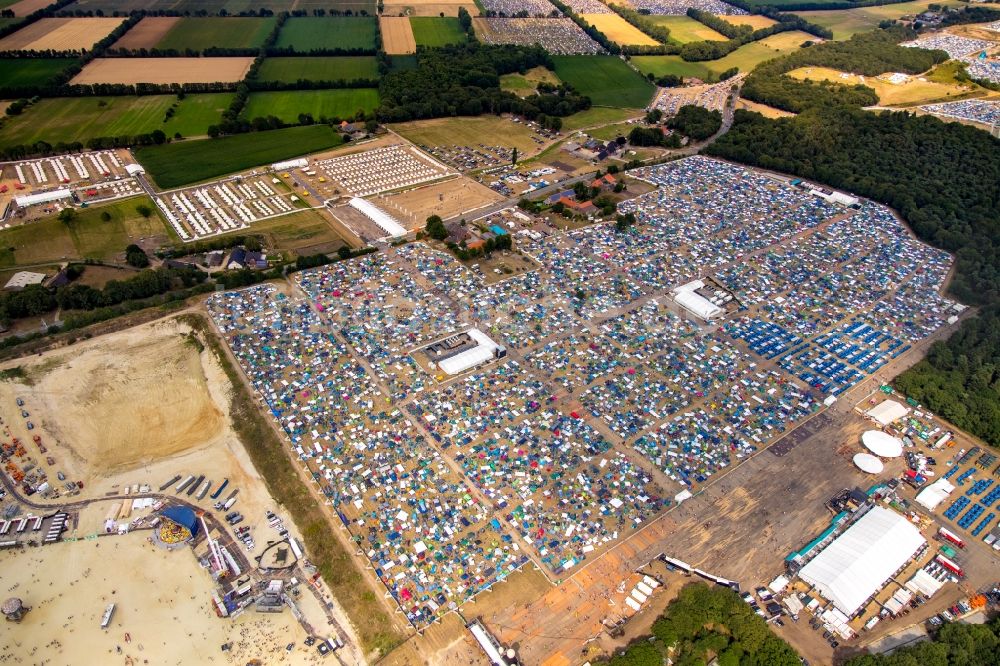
155;16;276;51
257;56;379;82
0;196;173;269
409;17;467;47
633;31;811;81
135;125;345;188
0;58;76;88
273;16;378;51
247;210;348;253
391;115;545;154
561;105;642;131
647;15;726;44
0;93;230;150
552;56;654;108
243;89;379;123
799;0;964;40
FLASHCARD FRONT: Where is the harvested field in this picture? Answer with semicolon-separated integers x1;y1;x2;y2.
110;16;179;50
380;16;416;54
273;16;378;52
383;0;477;17
647;15;726;43
155;16;276;51
409;16;467;47
375;177;503;228
0;17;124;51
788;66;973;106
582;13;659;46
5;0;50;15
71;57;254;84
736;97;795;117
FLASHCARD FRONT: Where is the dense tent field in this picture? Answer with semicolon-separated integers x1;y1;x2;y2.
552;55;654;108
242;89;379;123
257;56;379;83
0;58;76;88
273;16;378;51
135;125;345;188
0;93;231;150
59;0;378;13
154;17;276;51
409;17;467;47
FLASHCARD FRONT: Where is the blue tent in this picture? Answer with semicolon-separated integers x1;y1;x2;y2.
161;505;200;537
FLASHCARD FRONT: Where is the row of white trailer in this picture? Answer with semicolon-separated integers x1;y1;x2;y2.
13;151;121;185
159;180;297;241
0;515;44;535
624;575;662;613
316;145;448;197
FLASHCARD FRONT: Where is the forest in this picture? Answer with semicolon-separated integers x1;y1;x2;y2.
595;583;800;666
844;615;1000;666
376;44;590;122
707;106;1000;446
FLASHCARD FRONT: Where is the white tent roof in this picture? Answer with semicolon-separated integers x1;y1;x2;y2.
853;453;884;474
673;288;723;321
799;506;926;617
866;400;910;426
437;328;501;376
15;188;72;207
905;568;946;598
915;477;955;511
862;431;904;458
348;197;407;238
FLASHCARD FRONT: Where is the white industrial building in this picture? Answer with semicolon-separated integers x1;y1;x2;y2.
348;197;407;238
671;279;725;322
798;506;926;617
4;271;46;290
437;329;504;376
14;188;72;208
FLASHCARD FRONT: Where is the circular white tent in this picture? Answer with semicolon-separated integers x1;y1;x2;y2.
854;453;885;474
862;431;903;458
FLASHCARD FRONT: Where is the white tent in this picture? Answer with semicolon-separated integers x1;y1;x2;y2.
671;280;724;321
14;188;71;207
905;568;946;598
862;431;904;458
866;400;910;426
437;329;501;376
915;477;955;511
348;197;407;238
798;506;926;617
853;453;885;474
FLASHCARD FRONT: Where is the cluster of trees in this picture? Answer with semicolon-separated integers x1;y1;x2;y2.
125;244;150;268
939;5;1000;28
667;104;722;140
707;105;1000;446
602;4;684;56
845;615;1000;666
458;6;474;38
376;44;590;123
680;8;829;62
424;215;448;240
628;125;680;148
741;26;946;112
447;232;512;261
595;584;800;666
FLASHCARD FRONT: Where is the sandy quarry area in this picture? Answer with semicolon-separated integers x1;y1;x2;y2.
375;177;503;229
111;16;180;50
70;57;254;85
382;0;478;16
0;17;125;52
0;534;325;666
379;16;416;55
5;0;52;17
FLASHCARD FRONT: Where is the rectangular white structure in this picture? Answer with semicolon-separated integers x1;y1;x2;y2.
272;158;308;170
15;188;72;207
799;507;926;617
915;478;955;511
866;400;910;426
672;279;724;321
348;197;407;238
437;329;502;376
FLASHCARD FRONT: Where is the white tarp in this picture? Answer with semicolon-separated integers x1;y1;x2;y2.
915;477;955;511
799;507;926;617
862;431;904;458
348;197;407;238
866;400;910;426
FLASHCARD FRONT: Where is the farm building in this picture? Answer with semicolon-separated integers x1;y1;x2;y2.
4;271;46;291
798;506;926;617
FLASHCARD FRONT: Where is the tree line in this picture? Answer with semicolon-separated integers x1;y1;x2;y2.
679;8;831;63
845;614;1000;666
376;43;590;123
594;583;800;666
706;104;1000;446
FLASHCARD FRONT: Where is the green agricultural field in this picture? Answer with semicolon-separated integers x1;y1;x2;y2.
135;125;345;188
246;210;348;254
0;94;231;150
273;16;378;51
552;56;654;108
633;31;811;81
799;0;964;40
0;58;76;89
155;17;276;51
257;56;379;83
648;15;726;44
243;89;378;123
0;197;173;269
409;17;467;47
561;106;642;131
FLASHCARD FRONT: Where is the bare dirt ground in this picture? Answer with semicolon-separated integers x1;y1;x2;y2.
736;98;796;118
380;16;416;55
382;0;477;17
111;16;180;49
0;17;125;51
5;0;51;17
70;57;254;84
374;177;503;229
